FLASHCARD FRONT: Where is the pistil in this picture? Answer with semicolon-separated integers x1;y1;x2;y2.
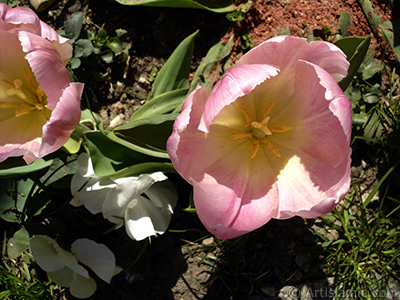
231;101;292;159
1;67;48;118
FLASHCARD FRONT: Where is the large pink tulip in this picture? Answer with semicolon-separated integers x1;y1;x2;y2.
167;36;352;239
0;4;84;163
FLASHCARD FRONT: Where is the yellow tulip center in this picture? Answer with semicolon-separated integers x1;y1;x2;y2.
231;101;292;159
1;67;49;118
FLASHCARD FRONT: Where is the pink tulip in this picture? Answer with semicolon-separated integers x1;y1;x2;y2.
167;36;352;239
0;4;83;164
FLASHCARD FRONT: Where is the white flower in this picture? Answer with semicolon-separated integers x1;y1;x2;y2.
30;236;116;299
71;153;178;241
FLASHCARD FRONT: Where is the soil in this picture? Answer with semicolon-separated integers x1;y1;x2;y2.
16;0;398;299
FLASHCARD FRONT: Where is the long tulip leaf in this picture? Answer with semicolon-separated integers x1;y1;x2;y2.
114;0;235;13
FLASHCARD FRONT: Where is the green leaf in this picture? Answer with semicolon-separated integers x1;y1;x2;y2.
108;162;176;179
335;36;371;91
107;37;123;54
363;91;379;104
363;162;399;208
190;35;234;92
41;157;79;187
0;157;53;178
7;228;30;259
80;108;101;128
64;11;84;42
360;51;382;80
74;39;94;58
84;131;169;178
358;0;400;65
363;110;384;139
339;12;351;36
62;132;82;154
150;31;198;99
98;28;109;44
0;178;34;222
131;88;188;121
353;113;368;126
102;52;114;64
114;0;235;13
115;113;178;151
70;57;81;69
0;180;16;222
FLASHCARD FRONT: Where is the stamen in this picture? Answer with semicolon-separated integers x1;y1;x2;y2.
271;125;292;133
240;107;253;127
261;139;281;157
231;100;290;159
35;103;44;110
23;67;37;92
15;106;35;117
231;133;252;140
251;139;259;159
36;86;45;103
0;101;23;108
2;69;48;117
2;79;16;89
263;100;275;119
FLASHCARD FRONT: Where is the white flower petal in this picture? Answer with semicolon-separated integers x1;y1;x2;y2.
47;266;74;287
70;272;97;299
76;152;97;178
144;180;178;213
77;184;113;215
101;172;168;220
30;235;72;272
30;235;89;277
101;177;139;220
124;195;173;241
71;238;116;283
53;244;88;278
69;197;84;207
125;215;157;241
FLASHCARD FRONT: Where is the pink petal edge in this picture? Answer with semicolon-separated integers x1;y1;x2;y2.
40;82;84;157
237;35;349;83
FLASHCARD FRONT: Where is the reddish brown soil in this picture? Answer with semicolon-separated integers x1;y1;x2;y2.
225;0;394;62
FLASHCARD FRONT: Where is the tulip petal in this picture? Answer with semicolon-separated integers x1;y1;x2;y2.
19;30;75;110
0;112;44;160
237;35;349;83
0;29;45;162
71;239;116;284
0;29;27;89
169;36;352;239
198;64;279;132
191;142;281;239
167;85;211;175
0;4;71;63
0;4;81;164
40;82;83;157
276;149;351;219
269;60;351;167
